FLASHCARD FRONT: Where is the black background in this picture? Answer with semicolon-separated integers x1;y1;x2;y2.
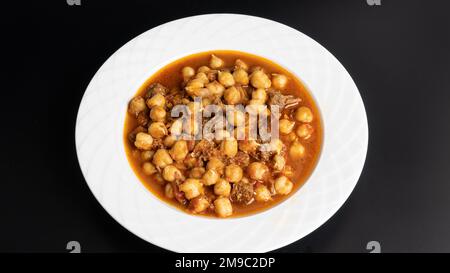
2;0;450;253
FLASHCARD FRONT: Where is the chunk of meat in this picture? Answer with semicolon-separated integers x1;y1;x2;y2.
144;83;168;99
136;111;149;126
172;182;188;206
224;151;250;167
268;90;301;111
128;126;146;143
191;140;220;161
230;182;254;204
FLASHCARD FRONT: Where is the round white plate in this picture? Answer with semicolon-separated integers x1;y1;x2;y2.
75;14;368;252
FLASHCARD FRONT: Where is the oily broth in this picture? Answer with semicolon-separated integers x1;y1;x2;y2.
124;50;322;217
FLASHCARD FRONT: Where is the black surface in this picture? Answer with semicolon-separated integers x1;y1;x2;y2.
2;0;450;252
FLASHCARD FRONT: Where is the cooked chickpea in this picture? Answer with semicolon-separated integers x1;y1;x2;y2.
273;154;286;171
225;164;243;183
148;122;168;138
269;139;284;154
169;140;189;162
170;119;183;136
274;176;293;195
289;141;306;159
218;71;235;87
221;138;238;157
206;157;225;175
296;124;314;139
163;135;176;148
214;179;231;197
224;86;241;105
197;65;210;73
287;132;298;142
195;72;209;85
190;196;210;213
187;101;202;114
185;78;204;95
279;119;295;134
206;81;225;97
295;106;313;123
179;178;203;200
250;70;271;89
251;88;267;102
271;74;288;90
162;165;183;182
142;162;157;175
134;132;153;150
152;148;173;169
255;184;271;202
247;162;269;181
190;167;206;179
150;106;166;122
146;93;166;108
233;68;249;85
234;59;249;71
128;96;147;116
210;54;224;69
202;169;220;186
227;110;246;127
282;165;294;178
181;66;195;80
214;197;233;217
164;183;174;198
141;150;154;161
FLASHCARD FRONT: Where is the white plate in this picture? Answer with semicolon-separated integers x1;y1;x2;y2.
75;14;368;252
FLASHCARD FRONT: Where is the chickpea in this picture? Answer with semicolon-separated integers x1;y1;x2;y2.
224;86;241;105
146;93;166;108
287;132;298;142
279;119;295;134
239;139;259;154
148;122;168;139
282;165;294;178
150;106;166;122
206;81;225;97
214;179;231;197
202;169;220;186
187;101;202;114
185;78;205;95
190;167;206;179
273;154;286;171
221;138;238;157
163;135;176;148
179;178;203;200
296;124;314;139
128;96;147;116
248;99;264;106
295;106;313;123
142;162;157;175
214;197;233;217
170;119;183;136
164;183;174;198
251;88;267;102
152;148;173;169
274;176;293;195
210;54;224;69
181;66;195;80
190;196;210;213
289;141;306;159
271;74;288;90
141;150;154;161
218;71;235;87
233;68;249;85
269;139;284;154
250;70;271;89
234;59;249;71
247;162;269;181
225;164;243;183
197;66;210;73
255;184;271;202
206;157;225;175
227;110;246;127
162;165;183;182
195;72;209;85
134;132;153;150
169;140;189;162
249;65;264;74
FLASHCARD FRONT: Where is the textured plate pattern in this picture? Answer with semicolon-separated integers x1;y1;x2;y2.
75;14;368;252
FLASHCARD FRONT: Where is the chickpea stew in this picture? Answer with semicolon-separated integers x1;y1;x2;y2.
124;50;322;218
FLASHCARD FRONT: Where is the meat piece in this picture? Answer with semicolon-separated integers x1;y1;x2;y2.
136;111;149;126
230;182;254;204
224;151;250;167
144;83;168;99
172;182;188;206
268;90;301;111
128;126;146;143
165;88;188;109
151;138;165;150
191;140;220;161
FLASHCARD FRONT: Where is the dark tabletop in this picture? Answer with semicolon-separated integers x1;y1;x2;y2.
2;0;450;252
